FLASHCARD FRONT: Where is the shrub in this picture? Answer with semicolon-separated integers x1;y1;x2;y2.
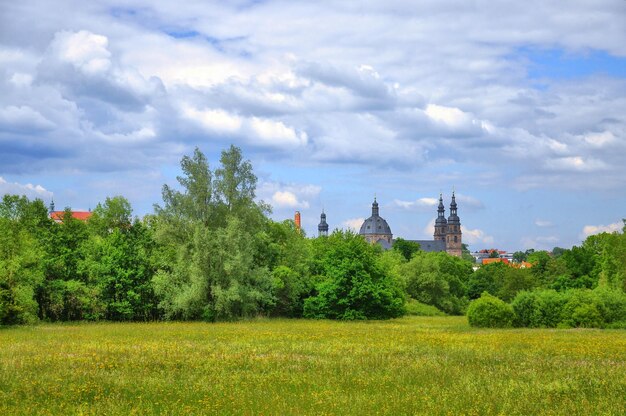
570;303;603;328
533;290;566;328
511;291;537;327
511;288;626;329
592;287;626;324
560;289;600;328
467;292;514;328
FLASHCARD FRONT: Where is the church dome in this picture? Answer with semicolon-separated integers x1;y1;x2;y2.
359;198;392;236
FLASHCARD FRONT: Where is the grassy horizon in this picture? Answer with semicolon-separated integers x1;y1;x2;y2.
1;317;625;415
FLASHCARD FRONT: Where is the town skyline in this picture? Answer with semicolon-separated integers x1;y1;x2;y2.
1;1;625;252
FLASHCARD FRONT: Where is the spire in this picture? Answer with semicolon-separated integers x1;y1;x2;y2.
318;209;329;237
437;193;445;216
48;198;55;214
448;189;460;224
371;197;379;216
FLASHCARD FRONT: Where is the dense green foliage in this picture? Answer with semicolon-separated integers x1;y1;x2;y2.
511;287;626;329
467;292;514;328
467;262;537;301
1;145;625;326
304;230;405;320
399;251;471;314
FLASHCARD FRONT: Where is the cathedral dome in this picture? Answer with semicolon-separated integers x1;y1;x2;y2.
359;198;392;236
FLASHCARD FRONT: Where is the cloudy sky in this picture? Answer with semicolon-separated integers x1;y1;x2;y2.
1;0;625;251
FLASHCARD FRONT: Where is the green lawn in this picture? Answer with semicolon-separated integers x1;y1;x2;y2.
1;317;625;415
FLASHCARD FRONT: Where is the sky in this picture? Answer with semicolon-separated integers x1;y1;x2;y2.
1;0;625;252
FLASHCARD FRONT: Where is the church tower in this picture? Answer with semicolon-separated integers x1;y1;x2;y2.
433;193;447;242
318;210;329;237
446;191;462;257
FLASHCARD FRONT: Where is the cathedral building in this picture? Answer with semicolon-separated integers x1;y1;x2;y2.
317;192;463;257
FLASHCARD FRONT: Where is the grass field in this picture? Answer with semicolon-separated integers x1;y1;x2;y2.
1;317;625;415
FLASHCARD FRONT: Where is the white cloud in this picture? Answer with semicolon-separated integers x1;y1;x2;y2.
249;117;307;147
425;104;472;127
258;181;321;211
49;30;111;74
547;156;608;172
462;226;495;245
343;217;365;231
181;104;307;149
534;219;553;227
393;197;438;209
581;131;615;147
182;106;243;133
580;221;624;239
0;177;53;200
271;191;308;209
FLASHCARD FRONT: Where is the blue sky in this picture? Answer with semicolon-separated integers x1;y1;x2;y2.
1;0;625;251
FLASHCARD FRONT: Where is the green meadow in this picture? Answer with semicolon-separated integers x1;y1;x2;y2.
1;317;625;415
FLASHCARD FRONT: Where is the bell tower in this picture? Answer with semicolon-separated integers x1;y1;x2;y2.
433;193;447;242
446;191;462;257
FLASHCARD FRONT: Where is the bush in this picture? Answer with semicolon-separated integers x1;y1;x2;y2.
533;290;566;328
467;292;514;328
511;290;537;327
560;289;600;328
570;303;603;328
511;287;626;329
405;299;446;316
593;287;626;324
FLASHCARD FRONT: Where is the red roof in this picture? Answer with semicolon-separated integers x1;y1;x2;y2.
50;211;93;222
482;258;509;265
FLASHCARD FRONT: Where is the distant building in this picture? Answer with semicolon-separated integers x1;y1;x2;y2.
318;210;329;237
48;198;92;223
358;198;393;249
353;192;464;257
481;257;532;268
49;211;92;223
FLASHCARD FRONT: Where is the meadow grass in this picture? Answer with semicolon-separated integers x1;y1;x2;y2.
1;317;625;415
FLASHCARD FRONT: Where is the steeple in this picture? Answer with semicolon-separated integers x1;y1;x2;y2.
445;190;462;257
433;193;448;242
436;193;446;223
48;198;55;214
371;197;379;216
448;191;459;224
318;209;329;237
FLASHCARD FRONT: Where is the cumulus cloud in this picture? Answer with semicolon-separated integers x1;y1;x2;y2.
181;105;307;149
48;30;112;75
343;218;365;231
258;181;321;211
462;226;495;246
580;221;624;239
0;177;53;200
272;191;310;209
0;0;625;250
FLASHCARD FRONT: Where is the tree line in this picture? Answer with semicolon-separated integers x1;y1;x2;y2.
1;145;625;327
